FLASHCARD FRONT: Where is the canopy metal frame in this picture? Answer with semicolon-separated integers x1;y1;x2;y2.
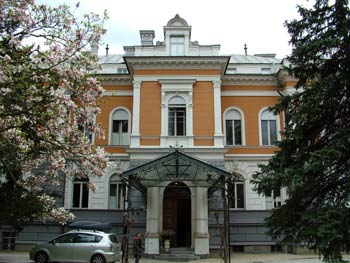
121;149;232;194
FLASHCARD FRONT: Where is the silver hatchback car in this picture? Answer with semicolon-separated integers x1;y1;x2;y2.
29;230;122;263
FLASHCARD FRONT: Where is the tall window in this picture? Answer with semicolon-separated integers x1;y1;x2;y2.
228;175;245;209
170;36;185;56
72;177;89;208
78;121;93;143
261;109;278;146
168;96;186;136
265;189;282;209
111;109;129;145
108;174;126;209
225;109;242;145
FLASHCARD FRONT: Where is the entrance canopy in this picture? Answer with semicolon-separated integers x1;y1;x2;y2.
122;150;231;194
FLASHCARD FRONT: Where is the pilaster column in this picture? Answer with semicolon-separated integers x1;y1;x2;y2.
194;187;210;255
130;80;141;147
160;91;167;146
213;80;224;147
187;91;194;146
145;187;160;254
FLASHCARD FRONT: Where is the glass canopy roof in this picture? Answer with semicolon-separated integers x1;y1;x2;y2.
122;150;231;194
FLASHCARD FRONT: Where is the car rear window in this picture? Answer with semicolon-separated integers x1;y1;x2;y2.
108;234;119;243
73;233;103;243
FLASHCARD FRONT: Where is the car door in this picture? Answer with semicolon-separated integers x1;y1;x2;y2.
49;233;74;262
70;233;102;262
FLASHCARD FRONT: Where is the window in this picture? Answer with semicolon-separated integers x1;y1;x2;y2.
54;233;75;243
265;189;282;209
225;109;242;145
260;109;278;146
73;233;103;243
228;175;245;209
111;109;129;145
108;174;126;209
79;122;93;143
168;96;186;136
72;177;89;208
1;232;15;250
170;36;185;56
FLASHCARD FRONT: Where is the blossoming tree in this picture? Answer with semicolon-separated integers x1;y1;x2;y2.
0;0;108;231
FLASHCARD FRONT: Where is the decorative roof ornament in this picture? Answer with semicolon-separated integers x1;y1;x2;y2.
166;14;189;27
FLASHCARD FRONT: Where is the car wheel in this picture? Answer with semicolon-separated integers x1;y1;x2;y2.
91;254;106;263
35;252;49;263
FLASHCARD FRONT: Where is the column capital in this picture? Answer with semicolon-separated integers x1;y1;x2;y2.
133;80;141;88
213;80;222;88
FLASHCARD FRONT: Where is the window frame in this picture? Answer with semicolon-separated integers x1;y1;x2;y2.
224;107;245;146
265;189;282;209
72;177;89;209
108;174;126;210
109;107;131;146
228;174;246;210
170;36;185;56
259;107;281;146
167;96;187;136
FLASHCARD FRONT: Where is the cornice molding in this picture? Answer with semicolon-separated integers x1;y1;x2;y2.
100;74;133;85
222;74;278;86
124;56;230;73
225;153;274;161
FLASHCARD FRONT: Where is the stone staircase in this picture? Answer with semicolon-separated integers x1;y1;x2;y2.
152;247;201;262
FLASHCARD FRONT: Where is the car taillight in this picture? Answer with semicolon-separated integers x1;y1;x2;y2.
109;244;113;251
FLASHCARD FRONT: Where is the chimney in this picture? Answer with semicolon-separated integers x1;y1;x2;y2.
140;30;155;46
91;39;99;57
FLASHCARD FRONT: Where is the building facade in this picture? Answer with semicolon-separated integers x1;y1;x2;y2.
2;15;298;254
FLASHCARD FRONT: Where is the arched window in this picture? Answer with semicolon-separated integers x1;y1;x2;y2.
168;96;186;136
228;174;245;209
72;177;89;208
111;109;130;145
260;109;278;146
108;174;126;209
225;109;243;145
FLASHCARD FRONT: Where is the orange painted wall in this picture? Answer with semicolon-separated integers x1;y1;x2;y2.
95;95;133;146
140;82;161;145
221;96;283;146
193;82;214;146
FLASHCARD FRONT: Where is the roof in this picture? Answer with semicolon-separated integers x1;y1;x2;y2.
98;54;282;65
98;54;124;64
229;54;282;64
97;54;283;75
122;150;231;194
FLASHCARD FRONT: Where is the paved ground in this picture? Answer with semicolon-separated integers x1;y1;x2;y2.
0;251;349;263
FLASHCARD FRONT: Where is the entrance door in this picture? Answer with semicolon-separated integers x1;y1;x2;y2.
163;183;191;247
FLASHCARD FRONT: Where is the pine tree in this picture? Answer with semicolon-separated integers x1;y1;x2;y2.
252;0;350;262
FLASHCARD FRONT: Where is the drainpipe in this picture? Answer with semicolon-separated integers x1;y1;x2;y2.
222;179;227;263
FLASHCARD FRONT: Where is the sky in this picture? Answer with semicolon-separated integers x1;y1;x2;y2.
36;0;312;58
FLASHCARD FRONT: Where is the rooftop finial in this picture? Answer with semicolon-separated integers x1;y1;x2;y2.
105;44;109;56
244;43;248;56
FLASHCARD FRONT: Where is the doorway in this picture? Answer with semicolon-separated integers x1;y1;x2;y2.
163;182;191;247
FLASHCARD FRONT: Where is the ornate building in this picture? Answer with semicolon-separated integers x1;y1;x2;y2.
5;14;297;255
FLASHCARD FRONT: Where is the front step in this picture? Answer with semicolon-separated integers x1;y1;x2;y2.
152;248;200;262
